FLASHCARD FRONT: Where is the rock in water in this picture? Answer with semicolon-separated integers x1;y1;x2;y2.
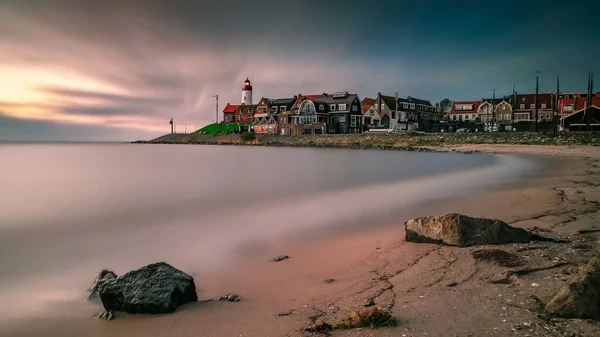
98;262;198;314
87;269;117;301
405;213;543;247
546;256;600;320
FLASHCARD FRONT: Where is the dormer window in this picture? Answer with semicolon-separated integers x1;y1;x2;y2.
330;104;336;111
319;105;324;111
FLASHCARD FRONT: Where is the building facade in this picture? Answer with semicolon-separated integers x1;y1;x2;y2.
222;103;240;123
449;101;479;122
513;93;553;122
252;97;295;134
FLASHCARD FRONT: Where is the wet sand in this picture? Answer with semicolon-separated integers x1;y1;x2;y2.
4;145;600;337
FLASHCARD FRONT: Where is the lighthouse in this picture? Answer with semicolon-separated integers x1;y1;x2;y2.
241;78;253;105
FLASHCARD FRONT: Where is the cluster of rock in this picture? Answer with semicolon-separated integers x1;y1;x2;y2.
139;131;600;148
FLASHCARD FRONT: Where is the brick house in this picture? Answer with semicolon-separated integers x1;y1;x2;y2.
222;103;241;123
513;94;553;122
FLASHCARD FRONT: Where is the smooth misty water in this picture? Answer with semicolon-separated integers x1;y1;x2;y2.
0;144;538;322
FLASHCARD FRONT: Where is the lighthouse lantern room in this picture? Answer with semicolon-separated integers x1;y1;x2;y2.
241;78;253;105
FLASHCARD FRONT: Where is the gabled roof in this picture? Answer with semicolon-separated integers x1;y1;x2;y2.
407;96;434;107
223;104;241;113
450;101;479;114
362;97;375;113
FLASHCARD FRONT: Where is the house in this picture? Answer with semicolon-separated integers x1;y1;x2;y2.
252;97;295;134
560;105;600;131
372;93;438;132
398;96;440;131
513;94;553;122
361;97;380;129
372;94;397;130
282;92;362;135
449;101;480;122
222;103;241;123
234;104;257;123
477;98;514;130
557;93;600;117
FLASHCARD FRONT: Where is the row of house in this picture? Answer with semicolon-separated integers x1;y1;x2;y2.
220;79;599;135
447;93;600;131
221;79;440;135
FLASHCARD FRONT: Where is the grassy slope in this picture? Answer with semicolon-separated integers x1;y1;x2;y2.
195;123;250;135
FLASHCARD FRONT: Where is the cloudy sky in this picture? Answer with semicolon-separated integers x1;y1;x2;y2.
0;0;598;141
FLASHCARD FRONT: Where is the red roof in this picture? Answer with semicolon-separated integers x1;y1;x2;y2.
362;98;375;113
515;94;552;110
223;104;241;113
450;101;479;114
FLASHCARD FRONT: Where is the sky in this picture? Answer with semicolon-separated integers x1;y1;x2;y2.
0;0;598;141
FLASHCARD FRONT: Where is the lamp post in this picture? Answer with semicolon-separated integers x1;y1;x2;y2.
213;94;219;133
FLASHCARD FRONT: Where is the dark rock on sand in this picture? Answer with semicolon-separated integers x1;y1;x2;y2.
97;262;198;315
405;213;545;247
546;255;600;320
87;269;117;301
217;293;241;302
96;311;115;321
271;255;290;262
324;278;336;284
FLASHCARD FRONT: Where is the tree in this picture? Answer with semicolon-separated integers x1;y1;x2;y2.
439;98;454;115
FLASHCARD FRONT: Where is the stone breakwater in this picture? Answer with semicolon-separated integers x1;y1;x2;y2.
134;132;600;149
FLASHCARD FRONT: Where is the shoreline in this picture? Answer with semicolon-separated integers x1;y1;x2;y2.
3;145;600;337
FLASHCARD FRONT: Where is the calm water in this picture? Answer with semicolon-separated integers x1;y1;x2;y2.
0;144;538;322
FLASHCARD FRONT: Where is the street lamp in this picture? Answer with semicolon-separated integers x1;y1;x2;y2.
213;95;219;133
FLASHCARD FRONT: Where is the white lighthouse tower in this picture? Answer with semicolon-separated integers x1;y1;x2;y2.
241;78;253;105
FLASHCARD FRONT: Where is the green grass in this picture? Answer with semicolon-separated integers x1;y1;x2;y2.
194;123;250;135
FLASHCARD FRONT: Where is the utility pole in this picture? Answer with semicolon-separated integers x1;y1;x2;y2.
185;124;187;134
492;89;496;131
534;71;539;132
587;72;593;132
169;118;174;134
511;84;516;130
555;75;560;134
213;94;219;133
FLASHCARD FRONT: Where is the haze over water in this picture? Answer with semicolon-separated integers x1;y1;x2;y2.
0;144;538;323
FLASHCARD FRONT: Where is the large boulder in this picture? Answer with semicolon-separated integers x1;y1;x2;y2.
404;213;543;247
97;262;198;314
546;256;600;320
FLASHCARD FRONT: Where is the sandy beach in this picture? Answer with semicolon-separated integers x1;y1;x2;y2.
4;144;600;337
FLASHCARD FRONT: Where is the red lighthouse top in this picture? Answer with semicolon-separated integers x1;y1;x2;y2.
242;78;252;91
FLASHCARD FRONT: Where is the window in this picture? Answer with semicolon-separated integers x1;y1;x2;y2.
403;103;408;109
319;105;324;111
410;103;415;109
338;104;347;111
541;104;546;109
352;104;358;111
338;116;346;123
350;116;358;127
520;104;525;109
563;105;573;112
299;100;316;114
280;106;286;111
244;96;246;101
502;105;506;110
381;104;384;110
465;114;469;120
530;104;535;109
472;114;477;120
271;106;278;113
330;104;336;111
521;97;526;102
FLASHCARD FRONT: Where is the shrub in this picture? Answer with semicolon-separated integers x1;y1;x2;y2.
241;131;256;142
